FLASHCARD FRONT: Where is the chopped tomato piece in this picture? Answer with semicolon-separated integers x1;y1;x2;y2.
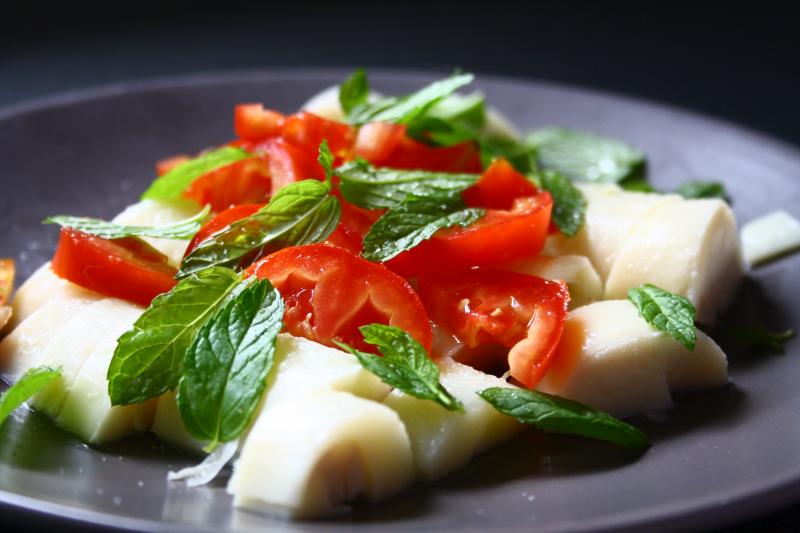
381;135;483;173
462;158;539;210
51;229;177;307
182;157;271;212
234;104;285;142
246;244;432;353
353;122;406;164
281;112;356;160
156;155;190;176
418;269;569;387
258;138;325;193
323;198;383;255
386;193;553;277
185;203;264;256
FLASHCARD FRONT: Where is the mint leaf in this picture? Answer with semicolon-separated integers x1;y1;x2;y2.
141;146;251;200
336;324;463;412
478;387;649;452
336;159;478;209
528;128;645;183
480;135;539;174
539;170;586;237
177;278;283;450
406;92;486;146
627;284;696;350
0;366;62;426
362;196;484;262
675;180;730;202
347;73;474;126
619;176;656;192
107;267;241;405
339;68;369;115
44;205;210;240
731;326;796;353
318;140;334;183
179;180;340;278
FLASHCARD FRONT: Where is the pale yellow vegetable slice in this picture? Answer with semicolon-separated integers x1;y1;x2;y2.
741;209;800;266
10;264;100;328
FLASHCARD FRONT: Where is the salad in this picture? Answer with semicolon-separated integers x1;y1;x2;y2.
0;69;797;519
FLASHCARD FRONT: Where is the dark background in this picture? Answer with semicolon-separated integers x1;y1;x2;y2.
1;1;798;531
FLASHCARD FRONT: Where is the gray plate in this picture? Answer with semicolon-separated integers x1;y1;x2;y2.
1;69;799;532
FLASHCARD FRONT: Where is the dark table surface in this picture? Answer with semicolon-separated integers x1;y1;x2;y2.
1;2;798;531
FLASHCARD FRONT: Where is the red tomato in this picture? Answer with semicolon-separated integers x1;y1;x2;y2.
234;104;285;142
323;198;383;254
462;158;539;210
417;269;569;388
51;229;177;307
386;193;553;277
381;136;483;173
353;122;406;164
246;244;432;353
258;138;325;193
183;158;271;212
156;155;190;176
281;112;356;160
185;203;264;256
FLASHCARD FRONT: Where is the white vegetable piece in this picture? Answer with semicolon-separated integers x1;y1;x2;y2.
502;254;603;309
740;209;800;266
537;300;729;418
604;199;743;324
9;264;99;328
545;184;683;280
229;389;414;518
112;199;201;267
383;359;523;481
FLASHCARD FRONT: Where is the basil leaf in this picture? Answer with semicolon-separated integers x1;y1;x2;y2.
479;135;538;174
362;196;484;262
675;180;730;202
347;73;474;126
107;267;241;405
336;324;463;412
539;170;586;237
527;128;645;183
44;205;210;240
731;326;796;353
336;159;479;209
0;366;62;426
478;387;649;452
339;68;369;115
177;278;283;451
627;284;696;350
179;180;340;278
318;140;334;183
142;146;251;201
406;92;486;146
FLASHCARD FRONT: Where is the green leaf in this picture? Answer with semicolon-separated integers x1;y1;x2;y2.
619;176;656;192
336;159;479;209
478;387;649;452
479;135;539;174
44;205;211;240
406;92;486;146
527;127;645;183
141;146;252;201
177;278;284;451
675;180;730;202
178;180;340;278
347;73;474;126
539;170;586;237
339;68;369;115
627;284;696;350
107;267;241;405
731;326;796;353
362;196;484;262
0;366;62;427
318;140;335;183
336;324;463;412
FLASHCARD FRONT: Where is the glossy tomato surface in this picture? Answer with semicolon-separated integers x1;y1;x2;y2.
182;157;271;212
234;104;284;142
462;158;539;210
184;203;263;256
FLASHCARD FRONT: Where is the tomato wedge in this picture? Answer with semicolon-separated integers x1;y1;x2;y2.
246;244;432;353
462;158;539;210
386;193;553;277
417;269;570;388
51;229;177;307
281;112;356;160
323;198;383;255
182;158;271;212
380;135;483;173
353;122;407;164
185;203;264;257
234;104;285;142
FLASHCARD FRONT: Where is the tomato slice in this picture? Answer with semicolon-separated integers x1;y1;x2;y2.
156;155;190;176
353;122;407;164
234;104;285;142
281;112;356;160
323;197;383;255
185;203;264;257
417;269;569;387
182;157;271;212
380;135;483;173
462;158;539;210
386;193;553;277
246;244;432;353
51;229;177;307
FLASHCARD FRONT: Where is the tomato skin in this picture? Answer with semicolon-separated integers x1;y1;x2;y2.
51;229;177;307
156;155;190;176
381;136;483;173
353;123;407;164
246;244;432;353
417;269;569;387
234;104;285;141
323;198;383;255
260;138;324;193
182;158;271;212
386;193;553;277
185;203;264;257
462;158;539;210
281;112;356;160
